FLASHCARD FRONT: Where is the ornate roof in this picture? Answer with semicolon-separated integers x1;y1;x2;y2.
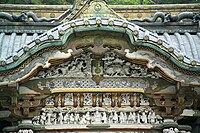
0;0;199;86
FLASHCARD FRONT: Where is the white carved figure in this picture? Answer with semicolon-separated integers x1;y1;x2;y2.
40;112;46;125
128;112;136;124
46;111;52;125
74;113;80;124
58;112;64;124
102;112;107;123
108;112;113;123
113;112;118;124
94;110;102;124
150;112;156;124
119;112;125;123
18;129;34;133
51;112;57;124
32;116;40;125
141;112;147;124
124;112;128;123
85;112;91;124
137;112;141;124
69;113;75;124
64;112;70;124
163;128;180;133
80;114;87;124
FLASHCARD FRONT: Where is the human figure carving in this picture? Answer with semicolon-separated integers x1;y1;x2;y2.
119;112;125;123
70;113;75;124
102;112;107;123
51;112;57;124
85;112;91;124
141;112;147;124
150;112;156;124
113;112;118;124
109;112;113;123
64;112;70;124
137;112;141;124
40;112;46;125
58;112;64;124
46;111;52;125
128;112;136;124
74;113;80;124
94;110;102;124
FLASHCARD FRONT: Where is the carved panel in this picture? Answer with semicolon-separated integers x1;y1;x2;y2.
32;107;162;126
102;52;161;79
39;78;151;90
121;93;130;106
64;93;73;106
37;53;92;78
35;52;161;80
83;93;93;106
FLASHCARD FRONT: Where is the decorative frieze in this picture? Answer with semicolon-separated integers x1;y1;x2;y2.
38;78;151;90
32;107;162;126
35;52;161;79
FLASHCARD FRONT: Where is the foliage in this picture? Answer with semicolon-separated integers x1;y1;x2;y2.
151;0;199;4
107;0;153;5
0;0;199;4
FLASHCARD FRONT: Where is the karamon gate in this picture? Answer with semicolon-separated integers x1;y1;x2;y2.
0;0;200;133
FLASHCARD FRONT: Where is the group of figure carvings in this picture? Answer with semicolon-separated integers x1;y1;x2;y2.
32;107;162;125
18;129;34;133
36;52;161;79
103;52;161;79
45;93;150;107
163;127;191;133
37;53;92;78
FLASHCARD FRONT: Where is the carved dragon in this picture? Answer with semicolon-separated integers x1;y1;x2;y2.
132;12;166;22
132;12;200;23
0;10;71;22
165;12;200;23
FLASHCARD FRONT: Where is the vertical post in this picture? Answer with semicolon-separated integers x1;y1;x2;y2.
99;93;103;107
80;93;84;107
73;93;78;107
117;93;121;107
92;93;96;107
130;93;134;107
54;94;58;107
111;93;115;107
136;93;141;107
61;94;65;107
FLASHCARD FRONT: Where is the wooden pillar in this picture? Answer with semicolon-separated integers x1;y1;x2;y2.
92;93;97;107
117;93;121;107
73;93;78;107
99;93;103;107
136;93;141;107
130;93;134;107
61;94;65;107
111;93;115;107
80;93;84;107
54;94;59;107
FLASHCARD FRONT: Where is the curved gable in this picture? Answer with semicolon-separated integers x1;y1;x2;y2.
0;1;199;86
